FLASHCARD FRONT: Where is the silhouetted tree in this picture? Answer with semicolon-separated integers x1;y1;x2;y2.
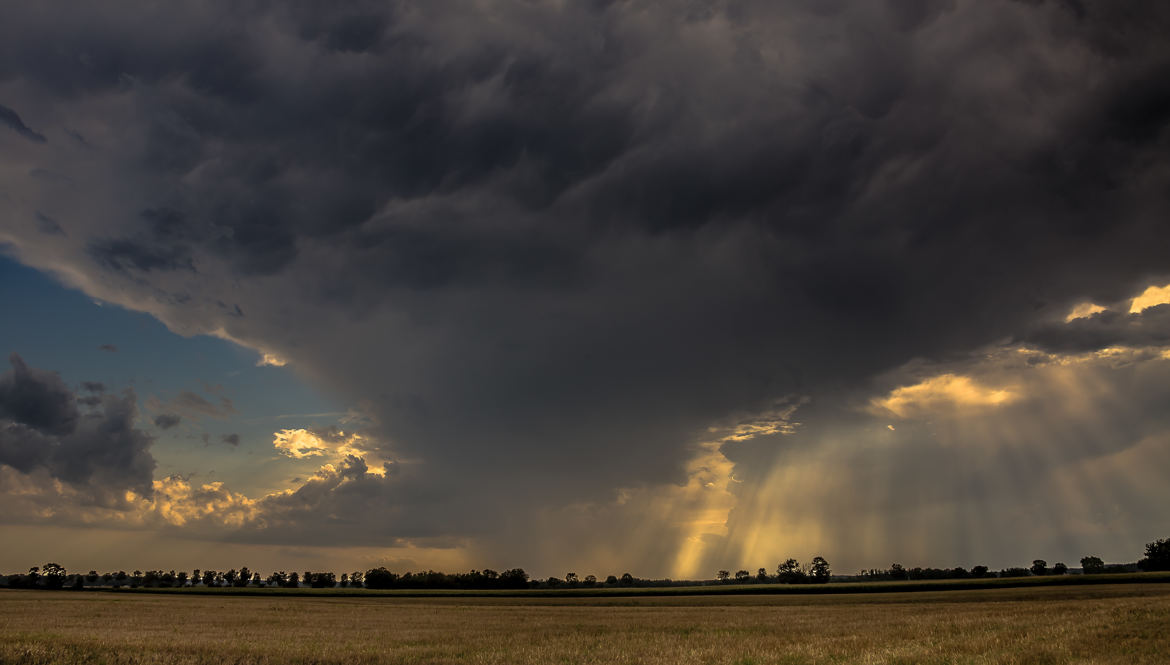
776;559;805;584
584;575;597;587
1138;538;1170;572
565;572;578;585
757;568;769;582
202;570;217;587
889;563;908;581
1030;560;1047;576
716;570;730;582
286;572;300;588
42;563;66;589
1080;556;1105;574
1052;562;1067;575
971;565;990;578
605;575;618;585
809;557;831;583
619;573;634;585
501;568;530;588
734;570;750;582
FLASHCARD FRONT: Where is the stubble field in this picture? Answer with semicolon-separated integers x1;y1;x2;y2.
2;583;1169;664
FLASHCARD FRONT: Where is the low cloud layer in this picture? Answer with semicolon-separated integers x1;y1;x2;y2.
1;0;1169;575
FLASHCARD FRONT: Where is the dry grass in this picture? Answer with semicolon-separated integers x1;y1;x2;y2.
2;583;1168;664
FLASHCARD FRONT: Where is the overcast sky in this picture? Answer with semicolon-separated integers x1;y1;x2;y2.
2;0;1170;579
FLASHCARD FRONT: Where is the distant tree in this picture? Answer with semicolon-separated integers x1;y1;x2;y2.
584;575;597;587
757;568;769;582
809;557;831;583
565;572;579;585
605;575;618;585
1030;560;1047;576
177;572;188;586
545;576;563;587
132;570;143;587
252;572;260;586
86;571;99;584
236;568;251;587
776;559;805;584
304;572;312;587
340;573;349;588
734;570;750;582
971;565;990;578
889;563;907;581
1000;567;1030;578
1138;538;1170;572
501;569;530;589
42;563;66;589
224;569;238;586
1052;562;1068;575
192;570;200;586
309;572;336;588
619;573;634;585
716;570;731;582
286;572;300;588
1080;556;1105;575
351;571;364;587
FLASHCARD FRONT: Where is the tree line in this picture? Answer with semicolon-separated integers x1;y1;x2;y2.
4;538;1168;591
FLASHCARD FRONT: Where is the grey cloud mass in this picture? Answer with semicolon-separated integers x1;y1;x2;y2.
0;354;156;505
0;104;47;143
1;0;1169;572
153;413;181;430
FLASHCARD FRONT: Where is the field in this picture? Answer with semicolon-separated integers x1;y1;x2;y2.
2;583;1169;664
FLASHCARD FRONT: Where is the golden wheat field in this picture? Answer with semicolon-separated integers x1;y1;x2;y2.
2;583;1169;664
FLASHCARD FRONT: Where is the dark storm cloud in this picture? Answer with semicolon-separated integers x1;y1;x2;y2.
0;104;46;143
0;354;78;436
221;433;239;446
1021;305;1170;353
153;413;181;430
2;1;1170;564
0;355;156;503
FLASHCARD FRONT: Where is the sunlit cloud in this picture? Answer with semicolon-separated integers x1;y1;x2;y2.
1065;302;1106;322
1130;284;1170;313
874;374;1019;419
271;428;390;474
134;476;260;528
256;352;288;367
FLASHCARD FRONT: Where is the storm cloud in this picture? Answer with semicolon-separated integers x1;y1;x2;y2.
1;0;1169;573
0;354;156;506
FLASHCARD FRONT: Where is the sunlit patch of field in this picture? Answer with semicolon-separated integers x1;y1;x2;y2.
2;583;1169;664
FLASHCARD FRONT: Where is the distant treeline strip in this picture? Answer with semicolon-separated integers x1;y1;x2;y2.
4;538;1168;593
